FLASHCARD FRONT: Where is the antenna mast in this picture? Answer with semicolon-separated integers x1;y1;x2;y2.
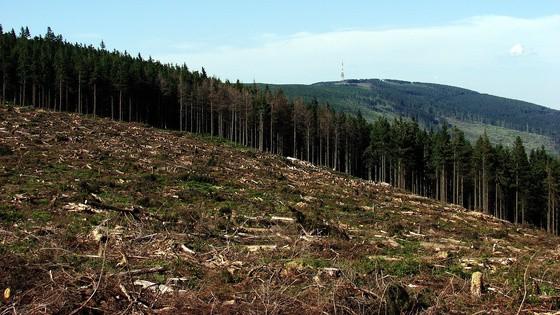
341;60;345;81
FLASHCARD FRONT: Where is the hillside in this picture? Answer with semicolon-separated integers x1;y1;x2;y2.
262;79;560;153
1;106;560;314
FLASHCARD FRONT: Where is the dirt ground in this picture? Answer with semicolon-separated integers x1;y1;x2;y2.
1;106;559;314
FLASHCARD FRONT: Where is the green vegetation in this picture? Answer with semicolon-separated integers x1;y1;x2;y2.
2;26;559;234
0;205;23;223
446;117;557;153
262;80;560;154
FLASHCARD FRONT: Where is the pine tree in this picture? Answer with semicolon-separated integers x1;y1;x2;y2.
512;137;529;224
2;26;559;235
432;124;451;203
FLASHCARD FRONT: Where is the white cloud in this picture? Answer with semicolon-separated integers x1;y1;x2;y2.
509;43;524;56
156;15;560;109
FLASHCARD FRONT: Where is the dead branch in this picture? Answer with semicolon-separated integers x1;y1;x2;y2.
516;252;538;315
68;240;108;315
113;266;166;277
86;200;140;217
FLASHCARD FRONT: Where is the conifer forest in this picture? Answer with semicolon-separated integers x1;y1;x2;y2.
1;26;559;235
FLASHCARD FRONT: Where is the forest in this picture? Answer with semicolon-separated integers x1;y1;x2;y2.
1;26;559;235
265;79;560;153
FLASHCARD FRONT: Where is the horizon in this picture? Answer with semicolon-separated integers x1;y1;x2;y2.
1;0;559;109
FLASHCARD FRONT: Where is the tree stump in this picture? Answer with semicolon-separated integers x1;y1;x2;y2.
471;271;483;297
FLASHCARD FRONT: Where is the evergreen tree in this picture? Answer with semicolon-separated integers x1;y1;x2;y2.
512;137;529;224
1;26;558;234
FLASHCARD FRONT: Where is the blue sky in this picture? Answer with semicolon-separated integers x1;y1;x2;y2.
1;0;559;109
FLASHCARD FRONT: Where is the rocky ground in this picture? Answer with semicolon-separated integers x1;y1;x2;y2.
1;106;559;314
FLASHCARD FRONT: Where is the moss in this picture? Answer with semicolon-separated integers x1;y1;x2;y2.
0;205;24;223
31;210;52;223
60;254;117;273
5;238;38;254
142;173;164;183
98;191;133;206
288;257;331;269
382;239;420;257
220;269;243;284
537;283;558;296
178;173;216;185
206;155;218;167
433;263;469;279
364;256;425;277
79;180;101;194
150;273;167;284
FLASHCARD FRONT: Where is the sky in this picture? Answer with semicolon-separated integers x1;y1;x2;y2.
1;0;559;109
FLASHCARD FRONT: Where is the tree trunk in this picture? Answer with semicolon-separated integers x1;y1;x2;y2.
78;73;81;113
319;135;323;166
460;175;464;207
326;127;330;168
210;100;213;136
232;102;235;141
270;103;273;153
293;110;297;157
65;83;68;111
482;157;487;213
22;79;26;107
1;74;6;105
119;90;123;121
334;125;338;171
345;134;349;174
515;172;519;224
93;84;97;117
190;92;193;132
495;181;498;218
59;79;62;111
259;110;264;151
245;95;248;146
436;169;440;202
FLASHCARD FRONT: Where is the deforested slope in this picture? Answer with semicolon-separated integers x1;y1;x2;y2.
1;106;559;314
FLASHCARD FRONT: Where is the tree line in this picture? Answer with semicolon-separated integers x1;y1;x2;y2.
1;26;559;234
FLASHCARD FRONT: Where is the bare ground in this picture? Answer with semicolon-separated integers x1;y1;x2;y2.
1;106;559;314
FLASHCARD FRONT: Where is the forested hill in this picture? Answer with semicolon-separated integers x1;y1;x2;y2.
1;26;559;235
1;26;560;312
263;79;560;153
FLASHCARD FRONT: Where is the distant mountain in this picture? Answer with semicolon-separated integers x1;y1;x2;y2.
261;79;560;153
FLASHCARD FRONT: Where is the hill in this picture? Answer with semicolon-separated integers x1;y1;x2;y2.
262;79;560;153
1;106;560;314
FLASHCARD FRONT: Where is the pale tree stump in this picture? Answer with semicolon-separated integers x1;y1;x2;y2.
470;271;483;297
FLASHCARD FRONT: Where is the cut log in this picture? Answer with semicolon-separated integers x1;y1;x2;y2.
245;245;277;252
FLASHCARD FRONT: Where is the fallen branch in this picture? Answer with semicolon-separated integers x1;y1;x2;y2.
87;200;140;217
119;284;132;302
69;239;108;315
113;266;166;277
134;280;173;294
516;252;538;315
